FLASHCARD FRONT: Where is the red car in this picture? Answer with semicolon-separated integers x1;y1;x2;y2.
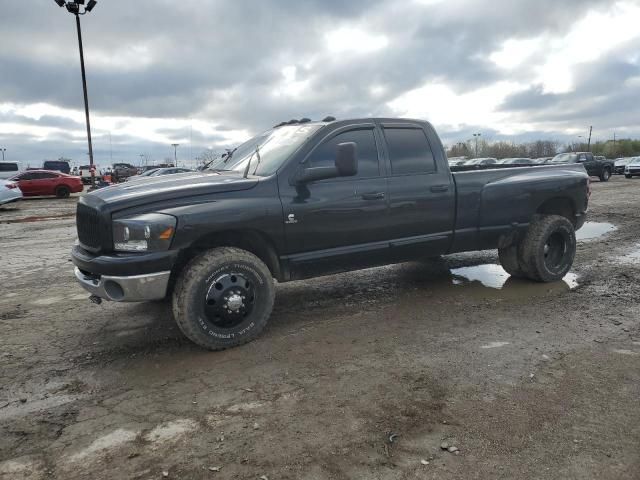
10;170;84;198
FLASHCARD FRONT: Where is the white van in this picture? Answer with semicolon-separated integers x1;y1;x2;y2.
0;162;20;180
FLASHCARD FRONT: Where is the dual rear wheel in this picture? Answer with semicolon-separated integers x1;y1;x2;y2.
499;214;576;282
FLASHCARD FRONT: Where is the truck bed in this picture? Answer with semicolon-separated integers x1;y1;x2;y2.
449;163;589;254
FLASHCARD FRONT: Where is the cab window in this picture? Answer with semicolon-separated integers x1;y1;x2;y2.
307;128;380;178
383;127;436;175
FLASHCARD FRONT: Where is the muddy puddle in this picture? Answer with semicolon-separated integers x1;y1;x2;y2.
451;263;578;292
383;260;580;303
576;221;617;241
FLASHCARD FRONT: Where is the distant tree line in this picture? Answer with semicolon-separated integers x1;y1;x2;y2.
447;138;640;160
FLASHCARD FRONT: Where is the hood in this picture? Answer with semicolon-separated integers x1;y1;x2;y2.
83;171;259;210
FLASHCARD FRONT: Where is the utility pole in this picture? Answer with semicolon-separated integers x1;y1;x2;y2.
172;143;179;167
587;126;592;152
613;132;616;157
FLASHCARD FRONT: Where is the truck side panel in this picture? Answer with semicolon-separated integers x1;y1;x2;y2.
450;165;589;253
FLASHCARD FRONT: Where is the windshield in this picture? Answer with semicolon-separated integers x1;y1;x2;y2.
550;153;578;163
206;124;322;176
630;157;640;165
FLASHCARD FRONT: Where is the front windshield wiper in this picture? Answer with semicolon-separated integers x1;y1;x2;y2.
243;145;261;179
203;147;237;171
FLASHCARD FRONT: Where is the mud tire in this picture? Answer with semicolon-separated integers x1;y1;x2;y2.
498;245;527;278
172;247;275;350
518;214;576;282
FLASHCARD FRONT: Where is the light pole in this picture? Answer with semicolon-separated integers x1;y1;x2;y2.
172;143;180;167
53;0;98;189
1;148;5;161
472;133;481;158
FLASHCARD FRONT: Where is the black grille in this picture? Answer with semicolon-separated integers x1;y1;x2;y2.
76;203;103;250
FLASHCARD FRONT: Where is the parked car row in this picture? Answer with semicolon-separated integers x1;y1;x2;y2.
624;157;640;178
0;179;23;206
126;167;194;181
448;157;553;167
447;152;614;182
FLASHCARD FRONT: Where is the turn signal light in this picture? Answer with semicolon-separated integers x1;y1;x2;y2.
158;227;175;240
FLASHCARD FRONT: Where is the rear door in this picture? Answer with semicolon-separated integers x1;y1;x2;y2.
381;123;456;256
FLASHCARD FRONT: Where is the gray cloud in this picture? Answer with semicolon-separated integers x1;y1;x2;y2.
0;0;638;164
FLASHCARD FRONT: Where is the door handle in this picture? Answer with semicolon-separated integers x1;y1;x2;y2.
361;192;385;200
430;185;449;193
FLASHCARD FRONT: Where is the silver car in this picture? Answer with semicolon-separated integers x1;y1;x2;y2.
0;178;23;205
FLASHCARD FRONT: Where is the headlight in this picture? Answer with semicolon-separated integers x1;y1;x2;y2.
113;213;176;252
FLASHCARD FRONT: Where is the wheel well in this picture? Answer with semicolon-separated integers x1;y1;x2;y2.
536;197;576;225
179;230;282;281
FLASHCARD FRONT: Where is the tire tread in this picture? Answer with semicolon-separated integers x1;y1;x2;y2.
172;247;274;351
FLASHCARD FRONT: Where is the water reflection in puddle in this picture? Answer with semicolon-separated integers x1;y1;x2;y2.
576;222;617;241
451;264;579;291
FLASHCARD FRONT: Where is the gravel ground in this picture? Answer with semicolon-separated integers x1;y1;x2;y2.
0;177;639;480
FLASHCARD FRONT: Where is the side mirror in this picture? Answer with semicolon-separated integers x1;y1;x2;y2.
335;142;358;177
293;142;359;184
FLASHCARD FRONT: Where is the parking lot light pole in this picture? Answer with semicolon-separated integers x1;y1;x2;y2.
172;144;180;167
473;133;481;158
54;0;99;189
1;148;5;161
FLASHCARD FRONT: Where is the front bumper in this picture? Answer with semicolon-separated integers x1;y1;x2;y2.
71;244;178;302
74;268;170;302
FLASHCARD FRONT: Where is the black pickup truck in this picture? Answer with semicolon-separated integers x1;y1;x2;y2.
72;118;590;350
549;152;613;182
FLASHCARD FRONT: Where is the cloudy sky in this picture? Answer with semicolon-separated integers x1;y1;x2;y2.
1;0;639;167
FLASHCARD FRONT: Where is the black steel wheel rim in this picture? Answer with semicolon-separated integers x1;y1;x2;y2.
204;272;255;328
543;231;568;272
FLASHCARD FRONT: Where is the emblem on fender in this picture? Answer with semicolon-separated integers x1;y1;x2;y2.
285;213;298;224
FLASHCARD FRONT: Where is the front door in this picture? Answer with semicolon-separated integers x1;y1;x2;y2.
279;124;389;276
580;152;597;176
381;124;456;257
16;172;36;195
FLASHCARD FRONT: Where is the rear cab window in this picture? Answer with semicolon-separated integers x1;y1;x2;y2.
382;127;436;175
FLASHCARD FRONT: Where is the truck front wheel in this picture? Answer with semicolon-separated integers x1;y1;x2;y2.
518;214;576;282
172;247;275;350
